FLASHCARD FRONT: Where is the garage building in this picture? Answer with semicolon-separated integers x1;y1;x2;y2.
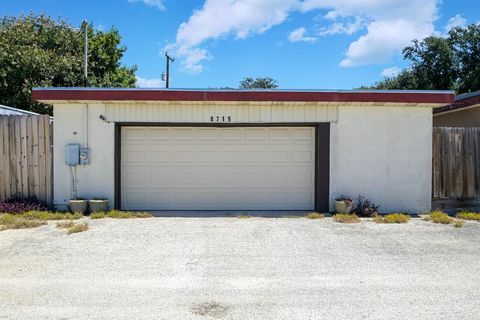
33;88;454;213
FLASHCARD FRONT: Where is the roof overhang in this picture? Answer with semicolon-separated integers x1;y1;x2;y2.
32;88;454;107
434;90;480;115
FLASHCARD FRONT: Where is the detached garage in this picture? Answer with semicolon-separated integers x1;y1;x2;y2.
33;88;453;213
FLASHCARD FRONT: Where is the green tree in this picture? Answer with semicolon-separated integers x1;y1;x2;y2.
402;36;456;90
357;69;419;90
450;24;480;93
0;14;137;114
239;77;278;89
361;24;480;94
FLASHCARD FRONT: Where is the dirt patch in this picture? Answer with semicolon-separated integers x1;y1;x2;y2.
191;302;229;318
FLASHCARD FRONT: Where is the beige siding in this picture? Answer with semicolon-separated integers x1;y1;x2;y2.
433;106;480;127
105;102;338;123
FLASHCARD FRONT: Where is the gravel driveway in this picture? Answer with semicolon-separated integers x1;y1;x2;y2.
1;217;479;320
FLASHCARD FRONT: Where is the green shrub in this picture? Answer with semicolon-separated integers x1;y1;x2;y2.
305;212;324;219
101;210;153;219
21;211;83;220
374;213;410;224
457;211;480;221
333;214;360;223
425;210;453;224
353;196;379;217
0;214;46;230
89;212;106;219
0;213;16;225
237;215;253;219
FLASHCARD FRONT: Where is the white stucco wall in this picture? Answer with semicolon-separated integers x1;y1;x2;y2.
330;106;432;213
53;102;432;213
53;104;115;210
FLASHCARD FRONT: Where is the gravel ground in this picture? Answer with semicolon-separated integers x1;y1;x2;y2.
0;216;479;320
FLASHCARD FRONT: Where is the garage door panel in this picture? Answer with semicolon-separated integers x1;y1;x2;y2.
148;128;171;140
121;127;315;210
293;128;314;140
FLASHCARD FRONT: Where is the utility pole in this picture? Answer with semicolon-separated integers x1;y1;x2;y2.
82;20;88;86
165;52;174;88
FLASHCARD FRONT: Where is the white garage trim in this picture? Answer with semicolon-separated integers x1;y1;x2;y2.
119;126;319;211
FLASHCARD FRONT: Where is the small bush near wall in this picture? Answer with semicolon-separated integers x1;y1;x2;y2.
0;198;49;214
353;196;379;217
457;211;480;221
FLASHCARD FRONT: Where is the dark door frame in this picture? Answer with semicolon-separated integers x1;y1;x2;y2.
114;122;330;212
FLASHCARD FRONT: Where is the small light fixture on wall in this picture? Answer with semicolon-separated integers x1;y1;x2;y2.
99;114;110;123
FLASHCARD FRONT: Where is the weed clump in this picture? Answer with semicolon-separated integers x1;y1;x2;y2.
424;210;453;224
333;214;360;223
374;213;410;224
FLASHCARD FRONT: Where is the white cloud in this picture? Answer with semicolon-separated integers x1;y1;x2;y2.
301;0;438;67
318;16;367;36
136;76;164;88
445;14;466;32
288;27;317;43
128;0;165;10
168;0;440;72
340;19;434;67
166;0;299;73
380;66;401;78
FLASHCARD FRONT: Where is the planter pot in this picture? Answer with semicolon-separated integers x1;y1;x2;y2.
69;200;88;214
88;200;109;213
335;201;353;214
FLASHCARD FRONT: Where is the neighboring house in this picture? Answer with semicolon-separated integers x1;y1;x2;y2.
434;90;480;127
33;88;453;213
0;104;40;116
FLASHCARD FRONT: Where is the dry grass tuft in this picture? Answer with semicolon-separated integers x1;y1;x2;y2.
305;212;324;219
0;213;46;231
453;220;464;228
373;213;411;224
89;212;106;219
457;211;480;221
424;210;453;224
20;211;83;220
90;210;153;219
67;222;89;234
333;214;360;224
56;220;75;229
237;215;253;219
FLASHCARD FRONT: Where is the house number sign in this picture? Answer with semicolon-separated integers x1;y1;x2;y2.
210;115;232;122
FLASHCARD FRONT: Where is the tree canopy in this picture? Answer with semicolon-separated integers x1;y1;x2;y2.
239;77;278;89
0;14;137;114
360;24;480;94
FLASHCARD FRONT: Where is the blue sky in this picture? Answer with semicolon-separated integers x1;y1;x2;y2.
1;0;479;89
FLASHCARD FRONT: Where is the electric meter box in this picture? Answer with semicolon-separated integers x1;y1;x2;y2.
65;144;80;166
79;148;90;165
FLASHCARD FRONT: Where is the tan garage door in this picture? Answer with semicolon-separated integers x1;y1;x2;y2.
121;127;315;210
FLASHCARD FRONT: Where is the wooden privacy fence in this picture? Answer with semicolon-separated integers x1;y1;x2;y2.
0;115;52;205
433;127;480;199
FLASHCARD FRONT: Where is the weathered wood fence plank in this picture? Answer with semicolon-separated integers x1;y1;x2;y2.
433;127;480;199
0;115;52;205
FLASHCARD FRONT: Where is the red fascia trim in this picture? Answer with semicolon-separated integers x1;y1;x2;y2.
434;94;480;114
32;89;454;104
